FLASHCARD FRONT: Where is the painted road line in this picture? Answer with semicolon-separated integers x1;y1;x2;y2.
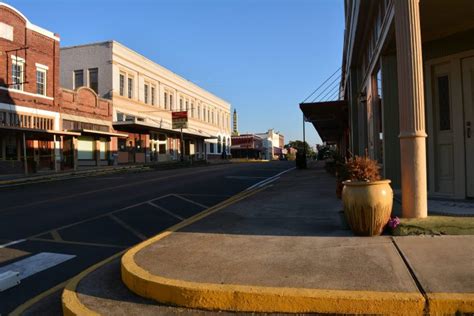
30;238;126;249
225;176;268;180
0;163;231;213
63;186;271;316
51;230;63;242
148;202;184;221
109;214;147;241
0;239;26;248
9;279;70;316
244;167;295;191
28;194;173;240
0;252;76;280
172;194;209;209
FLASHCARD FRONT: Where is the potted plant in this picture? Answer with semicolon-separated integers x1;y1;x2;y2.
342;155;393;236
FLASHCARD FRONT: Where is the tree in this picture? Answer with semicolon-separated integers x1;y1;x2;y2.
285;140;314;156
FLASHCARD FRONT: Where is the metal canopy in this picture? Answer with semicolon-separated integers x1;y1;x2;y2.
299;100;348;143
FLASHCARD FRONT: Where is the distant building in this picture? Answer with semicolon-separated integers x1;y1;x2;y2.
230;134;263;159
255;129;285;160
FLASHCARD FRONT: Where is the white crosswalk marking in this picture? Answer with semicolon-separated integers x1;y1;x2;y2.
0;252;76;280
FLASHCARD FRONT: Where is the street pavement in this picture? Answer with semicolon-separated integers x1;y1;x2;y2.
0;161;294;314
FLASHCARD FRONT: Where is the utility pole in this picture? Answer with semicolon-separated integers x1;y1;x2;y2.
180;127;184;162
303;113;306;158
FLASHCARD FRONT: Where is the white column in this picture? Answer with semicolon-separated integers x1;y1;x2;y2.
395;0;428;218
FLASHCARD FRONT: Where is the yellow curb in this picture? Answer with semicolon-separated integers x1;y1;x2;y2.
62;251;126;316
427;293;474;315
121;188;426;315
60;187;267;316
231;159;270;163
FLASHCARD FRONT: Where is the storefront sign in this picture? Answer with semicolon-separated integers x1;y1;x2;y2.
172;111;188;129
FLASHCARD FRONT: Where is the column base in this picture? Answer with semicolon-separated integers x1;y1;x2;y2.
399;136;428;218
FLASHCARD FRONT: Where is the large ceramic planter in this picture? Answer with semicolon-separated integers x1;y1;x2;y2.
342;180;393;236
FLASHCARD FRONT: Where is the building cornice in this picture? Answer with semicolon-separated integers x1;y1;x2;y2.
0;2;60;41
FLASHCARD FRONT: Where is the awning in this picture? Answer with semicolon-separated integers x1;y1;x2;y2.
299;100;348;143
113;120;217;140
67;129;129;138
0;126;81;136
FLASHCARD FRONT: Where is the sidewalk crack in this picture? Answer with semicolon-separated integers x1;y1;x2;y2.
391;237;429;314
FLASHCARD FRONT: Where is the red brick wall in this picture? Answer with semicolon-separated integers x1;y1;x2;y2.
0;5;59;111
60;88;112;121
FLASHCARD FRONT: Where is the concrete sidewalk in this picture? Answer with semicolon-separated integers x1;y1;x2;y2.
60;163;473;316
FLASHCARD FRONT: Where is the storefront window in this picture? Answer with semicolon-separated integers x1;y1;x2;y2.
5;136;17;160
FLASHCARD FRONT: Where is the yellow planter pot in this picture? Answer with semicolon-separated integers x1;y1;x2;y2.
342;180;393;236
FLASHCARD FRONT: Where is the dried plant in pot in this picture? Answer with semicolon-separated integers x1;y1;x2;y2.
342;155;393;236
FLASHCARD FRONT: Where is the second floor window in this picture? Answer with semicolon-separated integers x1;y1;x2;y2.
151;86;155;105
164;92;168;108
74;70;84;89
36;69;46;95
119;74;125;96
88;68;98;94
128;77;133;98
12;62;24;91
144;84;149;104
170;95;173;110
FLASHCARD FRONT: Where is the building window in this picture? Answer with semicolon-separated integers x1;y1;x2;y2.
198;106;201;119
119;73;125;96
74;70;84;89
128;77;133;98
36;69;46;95
185;100;189;112
164;92;168;109
12;62;24;90
151;86;155;105
170;94;173;110
180;99;183;111
144;83;149;104
438;75;451;131
88;68;98;94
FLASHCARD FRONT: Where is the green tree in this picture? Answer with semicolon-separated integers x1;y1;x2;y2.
285;140;314;155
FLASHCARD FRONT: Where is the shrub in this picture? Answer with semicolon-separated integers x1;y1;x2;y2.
344;155;381;182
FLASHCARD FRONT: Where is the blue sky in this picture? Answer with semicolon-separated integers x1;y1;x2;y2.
8;0;344;145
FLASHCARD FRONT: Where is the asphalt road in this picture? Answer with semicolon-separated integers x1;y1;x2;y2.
0;161;294;314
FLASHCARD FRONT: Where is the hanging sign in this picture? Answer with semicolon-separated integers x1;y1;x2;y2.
172;111;188;129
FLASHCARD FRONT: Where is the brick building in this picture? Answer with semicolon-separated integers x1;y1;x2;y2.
0;3;124;174
230;134;264;159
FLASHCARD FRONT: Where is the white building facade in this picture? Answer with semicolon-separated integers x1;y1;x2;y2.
255;129;284;160
60;41;231;163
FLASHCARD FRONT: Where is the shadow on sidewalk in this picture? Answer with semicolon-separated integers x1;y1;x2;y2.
179;162;357;237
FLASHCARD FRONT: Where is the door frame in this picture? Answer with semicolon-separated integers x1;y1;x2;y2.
425;49;474;199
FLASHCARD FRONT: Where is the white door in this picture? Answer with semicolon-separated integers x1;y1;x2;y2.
462;56;474;197
432;63;455;194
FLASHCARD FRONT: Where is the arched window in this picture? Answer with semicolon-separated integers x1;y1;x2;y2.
217;136;222;153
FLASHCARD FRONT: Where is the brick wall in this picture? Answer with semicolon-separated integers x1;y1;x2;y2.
60;87;112;121
0;5;60;111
